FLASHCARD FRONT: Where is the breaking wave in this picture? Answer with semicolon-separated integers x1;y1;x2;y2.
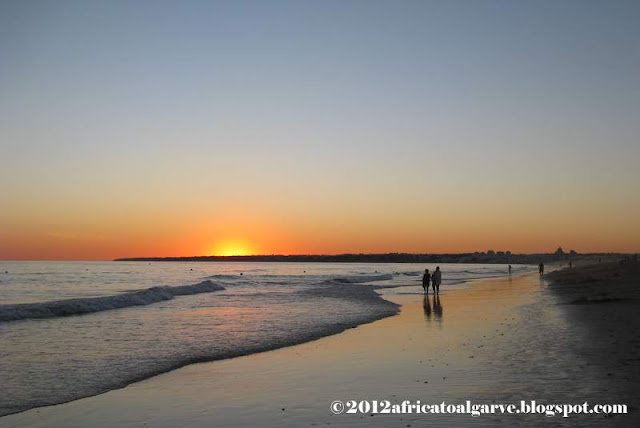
327;274;393;284
0;280;225;322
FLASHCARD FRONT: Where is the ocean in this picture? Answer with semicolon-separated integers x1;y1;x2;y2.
0;261;532;416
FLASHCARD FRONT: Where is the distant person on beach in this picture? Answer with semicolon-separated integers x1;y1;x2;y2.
508;265;512;275
539;263;544;276
422;269;431;294
432;266;442;294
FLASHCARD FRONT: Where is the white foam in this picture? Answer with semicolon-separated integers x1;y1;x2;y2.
328;274;394;284
0;280;225;322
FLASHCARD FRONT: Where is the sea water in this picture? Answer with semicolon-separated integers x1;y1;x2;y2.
0;261;532;416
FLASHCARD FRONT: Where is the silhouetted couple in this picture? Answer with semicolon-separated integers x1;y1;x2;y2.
422;266;441;294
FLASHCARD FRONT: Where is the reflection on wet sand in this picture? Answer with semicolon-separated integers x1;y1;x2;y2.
433;295;443;321
422;295;431;321
423;294;443;325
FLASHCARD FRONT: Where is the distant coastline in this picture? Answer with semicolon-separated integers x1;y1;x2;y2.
114;251;626;264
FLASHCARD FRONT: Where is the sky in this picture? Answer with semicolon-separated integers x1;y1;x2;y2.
1;0;639;260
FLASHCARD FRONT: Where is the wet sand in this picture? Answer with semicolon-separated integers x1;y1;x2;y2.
1;272;635;427
546;260;640;419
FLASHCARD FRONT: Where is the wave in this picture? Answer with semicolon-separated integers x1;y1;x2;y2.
206;274;245;280
0;280;225;323
402;271;422;276
0;279;399;417
327;274;394;284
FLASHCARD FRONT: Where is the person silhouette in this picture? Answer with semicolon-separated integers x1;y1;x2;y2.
508;265;512;275
539;263;544;277
422;269;431;294
432;266;442;294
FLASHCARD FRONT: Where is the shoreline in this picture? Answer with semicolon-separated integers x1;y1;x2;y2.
0;281;399;418
4;270;635;426
0;271;518;421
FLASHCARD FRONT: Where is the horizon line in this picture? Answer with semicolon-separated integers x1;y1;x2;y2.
2;251;635;263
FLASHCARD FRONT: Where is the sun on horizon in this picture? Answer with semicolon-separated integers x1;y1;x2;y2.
208;240;256;257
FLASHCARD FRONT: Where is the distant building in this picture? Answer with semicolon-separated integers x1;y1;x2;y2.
554;247;565;260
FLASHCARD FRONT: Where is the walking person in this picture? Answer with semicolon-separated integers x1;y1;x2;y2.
539;262;545;277
432;266;442;294
422;269;431;294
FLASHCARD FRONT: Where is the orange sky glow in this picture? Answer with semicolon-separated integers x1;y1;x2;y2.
2;1;639;260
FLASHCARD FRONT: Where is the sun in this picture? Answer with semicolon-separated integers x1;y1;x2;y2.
209;240;255;256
